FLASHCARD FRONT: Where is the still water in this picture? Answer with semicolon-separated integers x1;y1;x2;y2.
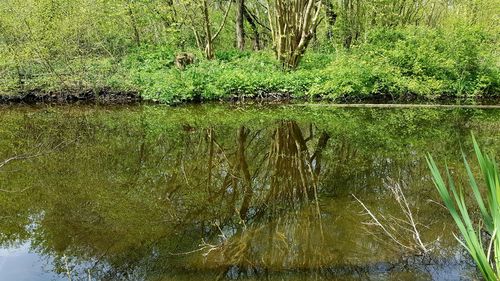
0;104;499;281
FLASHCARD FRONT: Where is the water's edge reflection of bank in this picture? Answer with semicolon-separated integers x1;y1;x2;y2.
0;104;498;280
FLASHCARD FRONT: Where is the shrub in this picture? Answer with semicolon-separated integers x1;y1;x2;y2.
308;27;499;100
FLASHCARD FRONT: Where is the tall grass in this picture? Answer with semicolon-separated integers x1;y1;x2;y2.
427;135;500;281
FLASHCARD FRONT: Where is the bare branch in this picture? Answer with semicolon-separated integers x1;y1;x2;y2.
211;0;233;41
352;179;433;255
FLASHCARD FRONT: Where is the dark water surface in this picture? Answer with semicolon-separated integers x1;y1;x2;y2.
0;104;499;281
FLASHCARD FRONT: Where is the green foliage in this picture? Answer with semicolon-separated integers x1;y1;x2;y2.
0;0;498;101
118;27;497;103
427;136;500;281
119;48;322;103
309;27;499;100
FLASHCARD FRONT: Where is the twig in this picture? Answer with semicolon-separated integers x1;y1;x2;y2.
352;194;413;251
63;254;73;281
353;178;434;255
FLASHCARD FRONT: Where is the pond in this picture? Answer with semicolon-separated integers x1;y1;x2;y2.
0;104;499;281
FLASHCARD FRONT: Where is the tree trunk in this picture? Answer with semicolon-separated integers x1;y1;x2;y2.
325;1;337;40
236;0;245;50
127;2;141;47
202;0;214;59
267;0;323;69
243;6;260;50
237;126;253;220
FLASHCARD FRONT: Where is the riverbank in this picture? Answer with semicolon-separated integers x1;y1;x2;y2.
1;28;498;105
0;89;141;104
2;89;500;106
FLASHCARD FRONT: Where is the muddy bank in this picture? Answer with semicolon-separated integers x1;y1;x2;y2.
0;88;141;104
1;89;499;106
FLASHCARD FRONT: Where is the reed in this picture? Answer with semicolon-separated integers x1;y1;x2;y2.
427;135;500;281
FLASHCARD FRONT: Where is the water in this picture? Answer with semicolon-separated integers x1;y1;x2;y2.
0;104;499;281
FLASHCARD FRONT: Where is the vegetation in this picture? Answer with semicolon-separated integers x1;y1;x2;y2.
428;136;500;281
267;0;323;68
0;0;498;103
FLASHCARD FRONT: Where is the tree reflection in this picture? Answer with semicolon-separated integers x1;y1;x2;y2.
0;106;496;280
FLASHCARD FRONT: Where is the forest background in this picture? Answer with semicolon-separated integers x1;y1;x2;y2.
0;0;498;103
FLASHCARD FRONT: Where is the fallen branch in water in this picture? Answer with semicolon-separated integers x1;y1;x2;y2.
0;153;43;193
353;194;415;252
0;139;73;192
167;221;229;257
353;179;435;255
0;154;40;169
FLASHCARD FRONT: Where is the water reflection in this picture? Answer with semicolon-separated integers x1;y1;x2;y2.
0;105;498;280
0;242;63;281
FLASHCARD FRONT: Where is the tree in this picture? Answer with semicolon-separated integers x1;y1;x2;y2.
236;0;245;50
325;0;337;40
243;6;261;50
266;0;323;68
126;0;141;47
181;0;232;59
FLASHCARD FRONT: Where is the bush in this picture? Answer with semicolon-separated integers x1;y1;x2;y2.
309;27;499;100
120;48;326;103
